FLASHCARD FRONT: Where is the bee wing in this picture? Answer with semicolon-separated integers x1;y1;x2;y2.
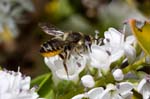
39;23;64;36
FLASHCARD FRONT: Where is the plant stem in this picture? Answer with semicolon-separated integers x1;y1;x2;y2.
123;57;145;73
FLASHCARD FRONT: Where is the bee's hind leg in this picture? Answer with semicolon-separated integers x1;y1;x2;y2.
59;53;69;79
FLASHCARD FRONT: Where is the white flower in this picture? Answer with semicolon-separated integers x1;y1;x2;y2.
0;0;34;39
72;82;133;99
137;75;150;99
89;44;111;73
0;69;41;99
103;28;136;64
112;69;124;81
72;87;104;99
100;82;133;99
44;54;87;83
89;28;135;76
81;75;95;88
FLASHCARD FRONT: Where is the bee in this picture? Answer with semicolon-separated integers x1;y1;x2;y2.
39;23;93;75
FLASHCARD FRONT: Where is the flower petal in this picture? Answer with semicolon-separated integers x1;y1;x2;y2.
72;94;85;99
46;54;87;82
137;76;150;99
88;87;104;99
90;45;110;70
104;28;124;48
0;70;41;99
116;82;133;94
110;49;124;63
125;35;136;45
124;44;136;64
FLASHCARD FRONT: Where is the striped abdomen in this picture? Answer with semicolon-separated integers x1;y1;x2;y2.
40;38;65;57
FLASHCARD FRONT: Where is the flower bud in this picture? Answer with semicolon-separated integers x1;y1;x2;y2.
81;75;95;88
112;69;124;81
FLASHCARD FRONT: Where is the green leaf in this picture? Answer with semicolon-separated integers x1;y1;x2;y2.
129;19;150;55
31;73;54;99
54;80;84;99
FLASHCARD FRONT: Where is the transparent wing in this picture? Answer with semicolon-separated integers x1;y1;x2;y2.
39;22;64;36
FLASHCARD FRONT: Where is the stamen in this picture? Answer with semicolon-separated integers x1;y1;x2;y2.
94;30;103;45
123;23;127;35
95;30;99;39
106;50;111;56
85;42;91;53
106;38;110;42
31;85;39;92
120;23;126;45
77;62;81;67
94;30;99;44
18;66;20;72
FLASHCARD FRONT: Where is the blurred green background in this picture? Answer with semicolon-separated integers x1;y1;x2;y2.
0;0;149;78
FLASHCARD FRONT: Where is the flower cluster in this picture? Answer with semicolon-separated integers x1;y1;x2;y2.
72;74;150;99
0;69;42;99
44;27;136;81
45;53;87;84
43;25;150;98
72;81;133;99
137;75;150;99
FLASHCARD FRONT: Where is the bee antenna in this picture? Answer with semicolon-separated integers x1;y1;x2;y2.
123;22;127;35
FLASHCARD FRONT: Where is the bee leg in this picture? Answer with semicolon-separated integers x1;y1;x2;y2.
63;57;69;79
67;49;72;59
66;45;73;59
59;53;65;59
89;43;92;52
59;53;69;79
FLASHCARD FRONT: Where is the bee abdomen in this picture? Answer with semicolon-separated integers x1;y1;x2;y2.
40;39;64;52
49;39;64;50
40;39;65;57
